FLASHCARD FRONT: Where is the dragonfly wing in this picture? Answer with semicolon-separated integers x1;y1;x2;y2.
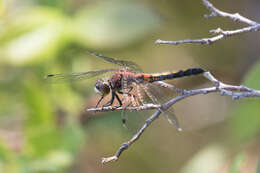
45;69;118;83
88;51;143;72
161;106;182;131
139;83;181;131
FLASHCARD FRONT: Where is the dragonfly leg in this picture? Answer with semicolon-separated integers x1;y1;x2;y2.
95;95;104;108
121;109;127;128
114;92;123;107
121;102;132;129
103;92;115;107
102;91;122;107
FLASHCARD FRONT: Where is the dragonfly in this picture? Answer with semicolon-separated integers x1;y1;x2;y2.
46;52;205;131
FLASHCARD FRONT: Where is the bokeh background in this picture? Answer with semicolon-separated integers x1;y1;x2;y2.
0;0;260;172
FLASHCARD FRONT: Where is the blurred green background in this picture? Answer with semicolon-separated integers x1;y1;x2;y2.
0;0;260;172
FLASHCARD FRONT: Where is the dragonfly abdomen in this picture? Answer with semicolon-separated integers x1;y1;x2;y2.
137;68;205;82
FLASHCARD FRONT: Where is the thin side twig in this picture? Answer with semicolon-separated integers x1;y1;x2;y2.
87;72;260;164
202;0;257;25
155;0;260;45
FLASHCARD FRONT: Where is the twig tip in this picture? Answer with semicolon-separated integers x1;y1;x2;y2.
101;156;118;164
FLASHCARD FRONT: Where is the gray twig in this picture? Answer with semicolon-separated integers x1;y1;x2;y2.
87;104;161;113
155;0;260;45
202;0;257;25
87;72;260;164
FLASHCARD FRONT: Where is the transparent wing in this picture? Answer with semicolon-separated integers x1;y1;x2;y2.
138;82;182;131
45;69;118;83
88;51;143;72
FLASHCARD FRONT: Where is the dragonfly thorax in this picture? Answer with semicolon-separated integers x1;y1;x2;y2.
109;71;136;91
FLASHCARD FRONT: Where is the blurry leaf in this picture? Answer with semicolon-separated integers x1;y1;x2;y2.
23;81;53;129
229;61;260;141
23;80;56;156
0;7;72;65
48;83;84;114
46;151;72;169
229;152;245;173
0;7;67;42
21;81;84;173
73;1;161;49
29;150;72;173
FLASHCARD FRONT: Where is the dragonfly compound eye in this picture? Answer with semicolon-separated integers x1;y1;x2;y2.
94;79;110;96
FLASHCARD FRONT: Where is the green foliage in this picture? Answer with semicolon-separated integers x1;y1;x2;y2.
230;62;260;141
0;7;72;65
73;1;160;50
0;0;161;172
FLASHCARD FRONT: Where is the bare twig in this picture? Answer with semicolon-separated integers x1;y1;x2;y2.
155;0;260;45
87;72;260;164
202;0;257;25
101;110;161;164
87;104;161;113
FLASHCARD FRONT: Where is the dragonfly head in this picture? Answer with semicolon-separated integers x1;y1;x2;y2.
94;78;110;96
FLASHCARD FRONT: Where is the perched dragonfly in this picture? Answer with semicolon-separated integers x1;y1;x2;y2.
46;52;205;130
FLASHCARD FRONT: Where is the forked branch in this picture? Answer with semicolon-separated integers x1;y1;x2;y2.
155;0;260;45
87;72;260;164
